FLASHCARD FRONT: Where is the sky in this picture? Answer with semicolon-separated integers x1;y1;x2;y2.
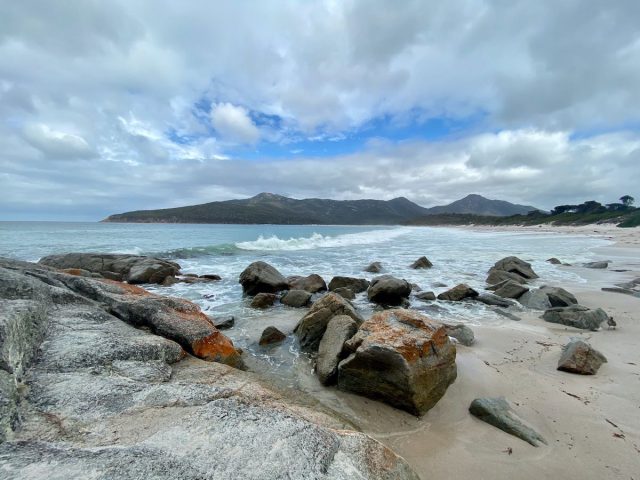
1;0;640;221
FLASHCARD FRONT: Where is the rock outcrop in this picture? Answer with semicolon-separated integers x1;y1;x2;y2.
539;286;577;307
316;316;358;385
486;256;538;285
39;253;180;284
281;289;312;308
557;339;607;374
333;287;355;300
328;276;370;294
294;293;364;352
437;284;479;301
0;257;419;479
337;309;457;416
367;275;412;306
239;261;289;296
410;256;433;269
542;305;609;331
469;397;547;447
259;326;287;346
288;274;327;293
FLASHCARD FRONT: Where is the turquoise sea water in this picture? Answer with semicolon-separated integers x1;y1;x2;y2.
0;221;611;386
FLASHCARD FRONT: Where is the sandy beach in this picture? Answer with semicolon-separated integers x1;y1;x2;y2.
334;224;640;479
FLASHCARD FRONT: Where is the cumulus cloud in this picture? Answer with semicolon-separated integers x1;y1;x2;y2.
21;124;95;159
210;103;260;144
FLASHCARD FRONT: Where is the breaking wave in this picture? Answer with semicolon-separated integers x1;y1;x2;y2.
154;243;240;259
235;228;412;251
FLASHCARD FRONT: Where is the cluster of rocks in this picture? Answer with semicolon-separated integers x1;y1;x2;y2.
0;257;419;478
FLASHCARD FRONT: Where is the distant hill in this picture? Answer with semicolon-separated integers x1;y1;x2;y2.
102;193;431;225
422;194;540;217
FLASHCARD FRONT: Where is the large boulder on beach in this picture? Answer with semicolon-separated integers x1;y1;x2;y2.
38;253;180;284
557;339;607;375
475;293;518;308
287;274;327;293
328;276;370;293
540;286;577;307
469;397;547;447
0;257;419;479
542;305;609;330
494;280;529;299
486;270;527;286
518;289;552;310
410;256;433;269
316;315;358;385
437;284;479;301
239;261;289;296
294;293;364;352
280;289;312;308
338;309;457;416
367;275;412;306
487;256;538;285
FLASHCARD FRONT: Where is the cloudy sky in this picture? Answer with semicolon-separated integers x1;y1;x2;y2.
1;0;639;220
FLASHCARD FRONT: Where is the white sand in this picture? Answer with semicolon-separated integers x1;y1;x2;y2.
314;225;640;479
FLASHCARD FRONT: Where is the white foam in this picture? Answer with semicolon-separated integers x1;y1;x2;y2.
235;227;412;251
110;246;144;255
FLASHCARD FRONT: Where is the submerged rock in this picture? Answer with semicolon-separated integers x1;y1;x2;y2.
316;316;358;385
469;397;547;447
410;256;433;269
337;309;457;416
287;274;327;293
259;326;286;346
546;257;562;264
251;293;277;309
294;293;364;352
557;339;607;375
542;305;609;331
493;280;529;299
367;275;412;306
39;253;180;285
437;284;479;301
364;262;383;273
281;289;312;308
583;261;609;269
328;276;370;294
239;261;289;296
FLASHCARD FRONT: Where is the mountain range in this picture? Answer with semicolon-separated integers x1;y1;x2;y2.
102;193;540;225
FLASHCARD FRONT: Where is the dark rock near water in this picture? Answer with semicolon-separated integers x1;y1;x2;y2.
542;305;609;330
328;276;370;294
557;339;607;375
287;274;327;293
442;323;474;346
239;261;289;296
487;256;537;285
201;273;222;281
213;315;235;330
410;256;433;269
475;293;518;307
294;293;364;352
251;293;277;309
39;253;180;285
333;287;355;300
316;316;358;385
469;397;547;447
546;257;562;264
410;283;422;292
518;289;552;310
281;289;312;308
338;309;457;416
539;286;577;307
583;261;609;269
415;291;436;301
259;326;286;346
437;284;479;301
494;280;529;299
364;262;383;273
493;308;522;321
367;275;412;306
486;269;527;286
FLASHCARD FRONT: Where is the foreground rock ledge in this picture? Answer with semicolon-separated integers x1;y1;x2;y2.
338;309;457;416
0;257;419;479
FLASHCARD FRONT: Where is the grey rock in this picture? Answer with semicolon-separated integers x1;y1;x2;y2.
294;293;364;352
250;293;277;309
281;289;312;308
486;256;537;285
328;276;370;294
431;282;447;288
338;309;457;416
333;287;355;300
239;261;289;296
583;261;609;269
469;397;547;446
410;283;422;292
486;270;527;286
161;276;180;286
39;253;180;284
212;315;235;330
415;291;436;302
316;316;358;385
494;280;529;299
442;323;474;346
557;339;607;375
546;257;562;264
364;262;383;273
200;274;222;281
287;274;327;293
437;284;479;301
410;256;433;269
367;275;412;306
259;326;286;346
493;308;522;321
475;293;518;308
539;286;577;307
542;305;609;330
518;289;552;310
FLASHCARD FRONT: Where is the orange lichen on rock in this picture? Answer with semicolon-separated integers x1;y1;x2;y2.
193;331;243;367
61;268;86;276
99;278;151;296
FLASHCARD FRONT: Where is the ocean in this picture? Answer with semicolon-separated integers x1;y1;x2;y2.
0;221;610;388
